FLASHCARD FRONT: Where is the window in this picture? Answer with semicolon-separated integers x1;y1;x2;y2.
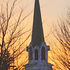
41;46;45;60
35;49;38;60
30;47;32;60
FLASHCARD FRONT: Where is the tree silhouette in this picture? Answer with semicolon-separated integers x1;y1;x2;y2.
50;7;70;70
0;0;32;69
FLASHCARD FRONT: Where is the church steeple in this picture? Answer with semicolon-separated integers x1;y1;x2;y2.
32;0;44;47
25;0;53;70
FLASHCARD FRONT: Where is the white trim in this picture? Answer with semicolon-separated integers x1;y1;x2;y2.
33;45;39;51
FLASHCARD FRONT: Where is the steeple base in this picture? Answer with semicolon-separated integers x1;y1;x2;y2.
25;61;52;70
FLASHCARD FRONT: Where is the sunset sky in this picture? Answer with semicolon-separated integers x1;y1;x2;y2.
0;0;70;69
24;0;70;22
21;0;70;45
0;0;70;37
20;0;70;38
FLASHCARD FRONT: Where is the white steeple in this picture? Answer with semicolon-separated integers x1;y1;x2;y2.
25;0;53;70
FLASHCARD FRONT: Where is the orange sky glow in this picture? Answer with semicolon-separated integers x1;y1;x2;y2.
0;0;70;70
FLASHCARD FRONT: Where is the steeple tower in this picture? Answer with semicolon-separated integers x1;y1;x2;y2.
32;0;44;47
25;0;53;70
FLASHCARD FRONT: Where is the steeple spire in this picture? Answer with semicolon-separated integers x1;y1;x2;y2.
25;0;53;69
32;0;44;47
